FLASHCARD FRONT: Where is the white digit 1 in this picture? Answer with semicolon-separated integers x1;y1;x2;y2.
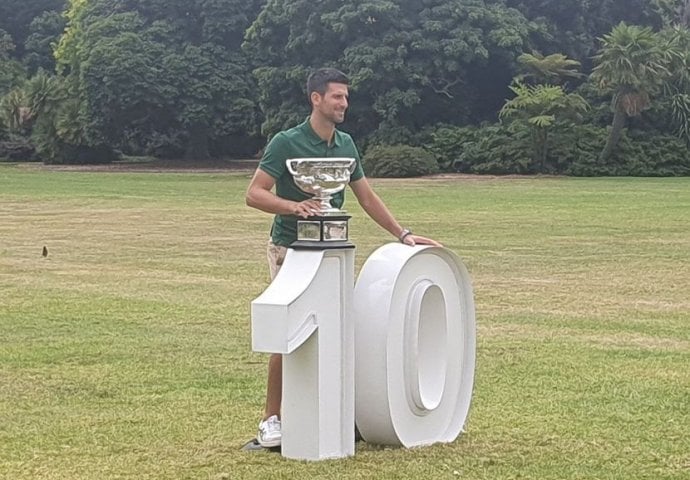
353;244;476;447
251;248;355;460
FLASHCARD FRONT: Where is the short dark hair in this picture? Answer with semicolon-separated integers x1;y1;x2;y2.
307;68;349;102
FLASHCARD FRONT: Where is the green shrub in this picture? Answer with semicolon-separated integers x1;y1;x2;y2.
555;126;690;176
427;123;690;176
548;124;608;175
362;144;440;178
0;116;6;142
427;124;535;174
41;143;119;165
360;125;437;154
609;132;689;176
0;135;39;162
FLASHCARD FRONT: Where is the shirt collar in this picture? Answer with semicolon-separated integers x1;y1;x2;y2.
302;117;341;147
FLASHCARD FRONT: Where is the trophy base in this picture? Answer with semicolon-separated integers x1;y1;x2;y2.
291;214;354;250
290;240;355;250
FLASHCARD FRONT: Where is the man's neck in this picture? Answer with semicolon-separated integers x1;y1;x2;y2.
309;114;336;145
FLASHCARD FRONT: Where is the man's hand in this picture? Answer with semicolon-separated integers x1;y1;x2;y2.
402;234;443;247
246;169;323;218
292;199;322;218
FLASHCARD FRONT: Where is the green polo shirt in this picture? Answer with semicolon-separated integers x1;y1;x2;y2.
259;118;364;246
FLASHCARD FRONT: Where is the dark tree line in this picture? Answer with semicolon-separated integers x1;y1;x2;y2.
1;0;689;175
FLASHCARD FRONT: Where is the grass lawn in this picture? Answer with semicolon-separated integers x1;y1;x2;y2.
1;164;688;479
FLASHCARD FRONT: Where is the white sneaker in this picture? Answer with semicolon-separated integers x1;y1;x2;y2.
257;415;281;448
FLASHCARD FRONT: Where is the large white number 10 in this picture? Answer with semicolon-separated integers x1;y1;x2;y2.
251;244;475;461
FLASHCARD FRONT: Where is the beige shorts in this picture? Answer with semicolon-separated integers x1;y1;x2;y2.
267;240;288;280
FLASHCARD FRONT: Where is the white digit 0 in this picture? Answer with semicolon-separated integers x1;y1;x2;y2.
354;244;476;447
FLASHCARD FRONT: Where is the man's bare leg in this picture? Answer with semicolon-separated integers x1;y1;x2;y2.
256;353;283;447
264;353;282;419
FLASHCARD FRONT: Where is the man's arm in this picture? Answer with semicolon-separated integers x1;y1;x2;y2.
245;168;321;218
349;177;442;246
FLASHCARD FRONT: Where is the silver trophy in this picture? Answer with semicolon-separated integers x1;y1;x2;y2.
286;157;356;248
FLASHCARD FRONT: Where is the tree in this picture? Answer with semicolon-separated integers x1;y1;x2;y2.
0;88;29;133
244;0;534;143
516;52;583;85
0;30;27;97
24;11;66;74
684;0;690;25
504;0;669;61
660;25;690;144
0;0;66;60
654;0;690;26
591;23;673;160
499;81;589;171
54;0;263;160
23;72;80;160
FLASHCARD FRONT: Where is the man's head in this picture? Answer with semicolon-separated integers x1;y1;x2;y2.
307;68;349;101
307;68;350;125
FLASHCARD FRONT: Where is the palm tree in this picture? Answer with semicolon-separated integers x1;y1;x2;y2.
516;52;584;86
591;23;673;161
681;0;690;26
0;88;27;132
500;82;589;171
661;25;690;145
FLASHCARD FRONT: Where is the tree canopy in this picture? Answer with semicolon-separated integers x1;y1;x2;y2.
244;0;534;140
52;0;263;159
0;0;688;175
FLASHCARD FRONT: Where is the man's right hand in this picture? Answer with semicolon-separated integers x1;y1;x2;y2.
292;199;322;218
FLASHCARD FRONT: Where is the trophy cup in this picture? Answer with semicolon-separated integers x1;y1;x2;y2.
286;157;356;249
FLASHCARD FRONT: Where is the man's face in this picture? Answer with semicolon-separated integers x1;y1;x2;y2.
313;82;349;124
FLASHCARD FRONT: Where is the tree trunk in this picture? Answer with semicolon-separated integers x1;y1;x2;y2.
600;107;626;162
184;124;210;160
530;127;549;173
539;128;548;172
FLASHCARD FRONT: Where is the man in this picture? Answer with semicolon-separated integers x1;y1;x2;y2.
245;67;441;447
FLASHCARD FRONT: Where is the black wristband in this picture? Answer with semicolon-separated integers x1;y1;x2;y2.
398;228;412;243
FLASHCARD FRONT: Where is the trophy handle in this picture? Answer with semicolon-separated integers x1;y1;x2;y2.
348;159;356;175
286;159;299;176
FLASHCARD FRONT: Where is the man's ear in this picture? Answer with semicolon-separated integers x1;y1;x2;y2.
310;91;322;106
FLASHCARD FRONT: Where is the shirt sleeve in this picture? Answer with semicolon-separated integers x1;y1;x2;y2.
350;142;365;182
258;133;287;180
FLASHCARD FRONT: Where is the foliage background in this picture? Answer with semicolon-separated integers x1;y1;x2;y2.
1;0;690;175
